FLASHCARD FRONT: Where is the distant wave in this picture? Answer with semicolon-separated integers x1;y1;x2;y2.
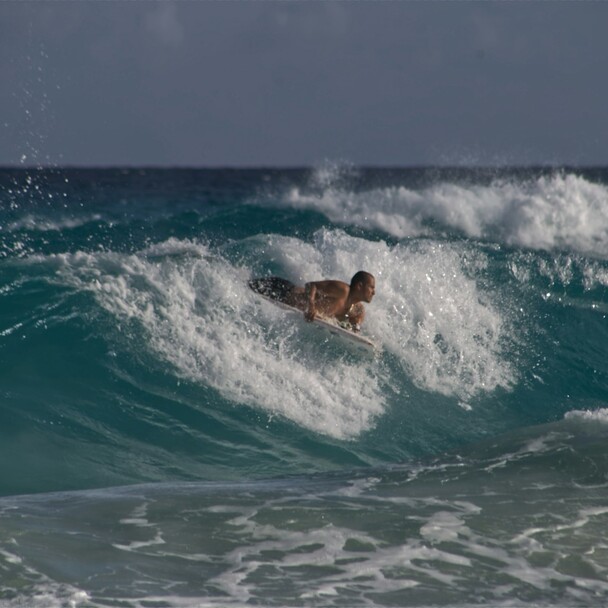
565;407;608;424
0;213;104;232
279;170;608;258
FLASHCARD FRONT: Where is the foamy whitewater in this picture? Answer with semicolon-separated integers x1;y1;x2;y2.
1;166;608;606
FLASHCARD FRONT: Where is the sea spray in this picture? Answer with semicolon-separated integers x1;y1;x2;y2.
2;167;608;606
281;169;608;257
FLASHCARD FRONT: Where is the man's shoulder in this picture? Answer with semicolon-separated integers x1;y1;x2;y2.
312;279;349;287
313;280;350;294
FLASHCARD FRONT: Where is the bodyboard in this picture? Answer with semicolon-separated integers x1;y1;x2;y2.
250;281;379;352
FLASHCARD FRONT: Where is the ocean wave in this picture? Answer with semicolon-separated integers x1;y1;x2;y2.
0;213;104;233
51;238;385;440
3;168;608;608
280;170;608;258
45;231;515;438
565;407;608;424
305;229;516;401
3;413;608;608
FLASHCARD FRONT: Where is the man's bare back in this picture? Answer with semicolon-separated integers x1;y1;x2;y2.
249;271;375;332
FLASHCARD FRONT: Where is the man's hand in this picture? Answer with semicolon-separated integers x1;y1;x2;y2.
304;307;316;322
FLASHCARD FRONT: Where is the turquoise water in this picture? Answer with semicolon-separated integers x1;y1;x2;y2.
1;166;608;606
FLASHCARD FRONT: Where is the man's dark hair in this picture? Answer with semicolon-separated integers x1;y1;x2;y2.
350;271;374;288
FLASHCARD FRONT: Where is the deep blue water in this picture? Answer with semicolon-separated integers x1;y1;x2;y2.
1;165;608;606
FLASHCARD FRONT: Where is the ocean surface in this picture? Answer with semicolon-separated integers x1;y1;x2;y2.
1;165;608;607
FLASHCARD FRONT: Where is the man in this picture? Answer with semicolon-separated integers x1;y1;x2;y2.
249;271;375;332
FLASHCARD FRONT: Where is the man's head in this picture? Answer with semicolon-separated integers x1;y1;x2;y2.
350;271;375;303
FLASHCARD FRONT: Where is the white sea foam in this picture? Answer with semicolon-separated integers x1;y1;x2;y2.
211;510;468;602
565;407;608;424
582;262;608;290
1;213;104;232
376;239;514;400
4;472;608;608
51;231;514;435
193;486;608;605
248;228;515;401
54;238;384;440
282;171;608;258
0;545;91;608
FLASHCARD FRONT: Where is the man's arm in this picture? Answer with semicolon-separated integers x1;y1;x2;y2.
304;282;317;321
303;280;349;322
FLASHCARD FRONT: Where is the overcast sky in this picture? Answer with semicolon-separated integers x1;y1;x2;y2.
1;1;607;167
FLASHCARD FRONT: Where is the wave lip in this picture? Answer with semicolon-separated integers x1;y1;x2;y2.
52;237;385;441
0;213;104;233
281;171;608;258
565;407;608;424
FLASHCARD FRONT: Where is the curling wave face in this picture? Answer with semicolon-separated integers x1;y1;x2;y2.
282;169;608;257
2;167;608;606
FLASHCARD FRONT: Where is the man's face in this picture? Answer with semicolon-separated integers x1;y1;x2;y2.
361;276;375;303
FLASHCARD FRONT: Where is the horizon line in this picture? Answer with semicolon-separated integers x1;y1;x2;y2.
1;163;607;171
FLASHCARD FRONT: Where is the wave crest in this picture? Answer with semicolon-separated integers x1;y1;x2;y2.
282;171;608;258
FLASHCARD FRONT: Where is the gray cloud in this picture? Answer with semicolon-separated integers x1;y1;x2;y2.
0;2;607;167
145;3;184;47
